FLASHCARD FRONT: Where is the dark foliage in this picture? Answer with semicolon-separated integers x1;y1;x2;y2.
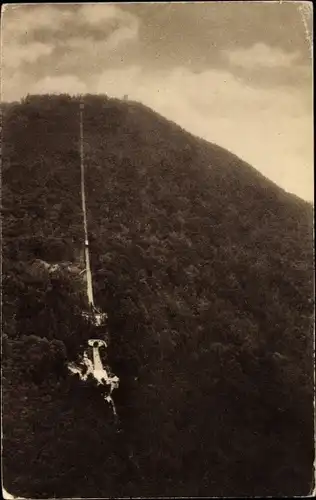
1;94;314;497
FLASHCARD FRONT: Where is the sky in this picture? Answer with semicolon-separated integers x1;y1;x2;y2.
1;2;313;201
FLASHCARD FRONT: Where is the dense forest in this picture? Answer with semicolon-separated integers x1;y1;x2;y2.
2;94;314;497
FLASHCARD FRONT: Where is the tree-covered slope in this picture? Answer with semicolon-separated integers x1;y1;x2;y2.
2;94;314;497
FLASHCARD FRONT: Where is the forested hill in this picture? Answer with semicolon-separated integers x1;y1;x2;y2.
2;94;314;498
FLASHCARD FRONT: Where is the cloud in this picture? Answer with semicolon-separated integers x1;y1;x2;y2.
79;4;121;24
2;4;139;45
224;43;300;69
79;4;136;26
31;75;87;95
2;42;54;69
1;5;72;42
78;4;139;49
63;19;138;55
107;23;139;50
1;4;140;77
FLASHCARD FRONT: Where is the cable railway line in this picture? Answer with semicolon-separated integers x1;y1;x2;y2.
67;97;120;415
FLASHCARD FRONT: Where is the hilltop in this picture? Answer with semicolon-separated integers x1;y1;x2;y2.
2;94;314;497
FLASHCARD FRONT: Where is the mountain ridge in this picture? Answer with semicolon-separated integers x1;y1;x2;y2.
2;93;314;498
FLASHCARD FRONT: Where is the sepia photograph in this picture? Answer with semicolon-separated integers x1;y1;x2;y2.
1;2;314;498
